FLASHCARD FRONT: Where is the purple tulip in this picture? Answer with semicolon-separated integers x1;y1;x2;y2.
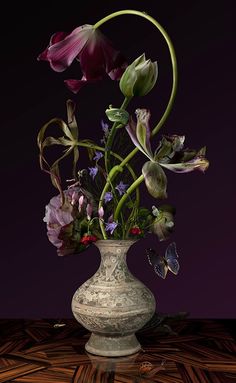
38;25;127;93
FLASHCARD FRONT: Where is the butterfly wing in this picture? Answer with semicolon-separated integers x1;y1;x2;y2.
154;256;168;279
165;242;180;275
146;248;156;266
146;248;168;279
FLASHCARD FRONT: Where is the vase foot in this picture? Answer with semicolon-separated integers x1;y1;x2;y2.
85;333;141;357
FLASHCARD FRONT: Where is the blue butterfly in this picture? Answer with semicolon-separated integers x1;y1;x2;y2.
146;242;180;279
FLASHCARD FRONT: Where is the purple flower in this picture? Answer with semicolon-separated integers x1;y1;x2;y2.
105;221;118;234
43;194;74;227
104;192;113;203
115;181;129;196
88;167;98;179
101;120;109;136
43;191;76;255
38;25;127;94
93;151;103;161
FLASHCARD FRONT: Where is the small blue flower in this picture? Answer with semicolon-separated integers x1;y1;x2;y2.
88;167;98;180
104;192;113;203
101;120;109;136
93;151;103;161
105;221;118;234
115;181;129;196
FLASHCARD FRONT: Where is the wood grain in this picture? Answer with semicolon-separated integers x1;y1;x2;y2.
0;317;235;382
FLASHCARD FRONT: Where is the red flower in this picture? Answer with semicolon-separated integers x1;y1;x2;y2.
38;24;126;93
129;227;142;236
80;234;97;246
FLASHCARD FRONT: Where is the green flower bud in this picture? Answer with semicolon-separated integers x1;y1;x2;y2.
119;54;158;97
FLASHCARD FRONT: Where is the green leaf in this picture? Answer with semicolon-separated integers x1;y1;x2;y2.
142;161;167;199
105;107;129;125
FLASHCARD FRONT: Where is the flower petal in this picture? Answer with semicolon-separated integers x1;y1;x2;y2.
40;25;94;72
135;109;153;159
64;78;89;93
160;156;209;173
142;161;167;199
126;118;148;157
78;29;126;80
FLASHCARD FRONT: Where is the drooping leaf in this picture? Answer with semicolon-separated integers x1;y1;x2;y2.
151;206;175;241
66;99;78;140
160;156;209;173
142;161;167;199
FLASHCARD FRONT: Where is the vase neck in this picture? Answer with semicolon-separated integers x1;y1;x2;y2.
94;240;136;283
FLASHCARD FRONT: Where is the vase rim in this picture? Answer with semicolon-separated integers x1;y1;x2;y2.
94;239;136;247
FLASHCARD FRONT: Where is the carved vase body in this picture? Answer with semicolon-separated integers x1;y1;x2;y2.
71;240;156;356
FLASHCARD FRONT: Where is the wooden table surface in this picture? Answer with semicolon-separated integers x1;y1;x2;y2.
0;316;235;382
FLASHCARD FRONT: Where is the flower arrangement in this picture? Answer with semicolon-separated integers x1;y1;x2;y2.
37;10;209;277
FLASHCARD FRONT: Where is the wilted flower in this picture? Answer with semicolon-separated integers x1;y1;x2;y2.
126;109;209;198
38;25;127;93
120;54;158;97
151;205;175;241
43;188;80;256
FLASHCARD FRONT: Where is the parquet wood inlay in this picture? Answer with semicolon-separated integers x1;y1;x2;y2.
0;317;235;382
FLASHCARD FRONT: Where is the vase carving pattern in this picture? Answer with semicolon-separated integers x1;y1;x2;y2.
71;240;156;356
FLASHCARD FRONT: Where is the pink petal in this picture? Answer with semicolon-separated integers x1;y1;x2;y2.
108;64;127;80
64;78;88;93
79;29;126;80
37;31;69;61
43;24;94;72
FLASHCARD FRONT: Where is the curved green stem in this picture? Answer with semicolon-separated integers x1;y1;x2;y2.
104;97;131;173
114;175;144;222
77;141;139;205
98;165;123;239
77;141;140;239
94;10;178;222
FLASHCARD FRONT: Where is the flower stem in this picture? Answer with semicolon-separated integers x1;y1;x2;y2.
94;10;178;222
114;175;144;222
76;141;140;239
104;96;131;173
98;165;123;239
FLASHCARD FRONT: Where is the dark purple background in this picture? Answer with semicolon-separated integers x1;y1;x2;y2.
0;0;234;318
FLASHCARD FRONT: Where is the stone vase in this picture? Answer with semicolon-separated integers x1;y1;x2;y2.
71;240;156;357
